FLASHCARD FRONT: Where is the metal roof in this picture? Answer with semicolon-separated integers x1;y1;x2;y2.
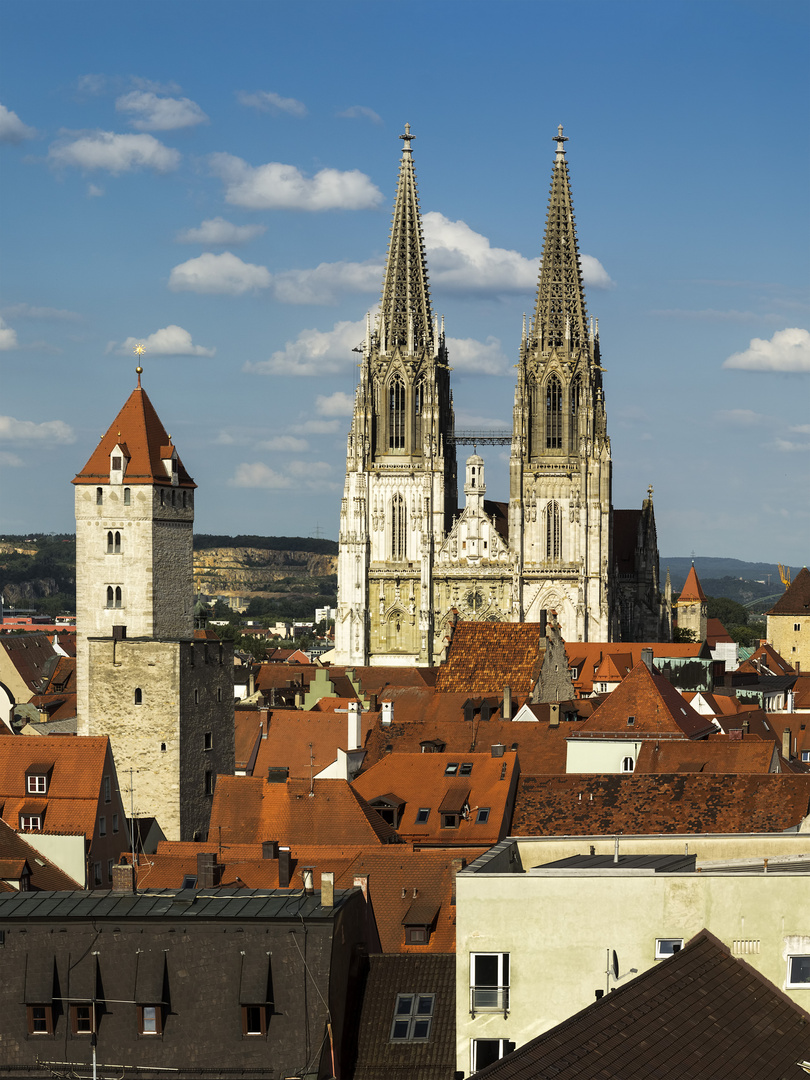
0;886;351;922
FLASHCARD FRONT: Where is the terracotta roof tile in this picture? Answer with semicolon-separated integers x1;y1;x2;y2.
436;622;544;694
737;641;795;676
251;708;377;778
635;737;777;773
678;564;708;602
767;565;810;616
72;385;195;487
0;817;81;889
0;633;59;695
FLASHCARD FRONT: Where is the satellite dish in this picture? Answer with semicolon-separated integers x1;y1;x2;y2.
612;951;619;980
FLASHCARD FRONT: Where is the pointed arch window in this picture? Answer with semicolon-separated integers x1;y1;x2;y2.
114;586;123;609
569;376;581;451
546;376;562;449
114;531;121;554
414;378;424;451
544;500;562;560
389;375;405;450
530;379;542;459
106;586;114;609
391;494;406;561
106;531;114;554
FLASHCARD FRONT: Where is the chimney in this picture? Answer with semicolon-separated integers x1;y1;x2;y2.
742;718;750;734
197;852;218;888
538;610;547;636
549;703;560;727
301;867;314;895
381;701;393;726
368;693;378;711
295;690;304;708
450;856;466;906
262;840;279;860
321;871;335;908
502;686;513;721
348;700;362;750
112;862;135;893
353;874;369;901
491;743;505;758
782;728;792;761
278;847;292;887
641;648;654;672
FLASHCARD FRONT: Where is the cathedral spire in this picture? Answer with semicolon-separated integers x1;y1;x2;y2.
533;125;589;352
378;123;434;354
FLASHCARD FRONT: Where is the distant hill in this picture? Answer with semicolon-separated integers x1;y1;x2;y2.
662;557;799;612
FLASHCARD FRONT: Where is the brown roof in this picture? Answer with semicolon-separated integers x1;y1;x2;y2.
0;633;59;695
468;930;810;1080
251;708;377;778
512;773;810;834
567;642;711;696
767;565;810;616
635;737;777;774
737;641;795;676
0;817;81;889
574;662;716;739
705;617;733;645
678;564;707;602
72;384;195;487
233;708;265;772
436;622;544;694
208;775;402;847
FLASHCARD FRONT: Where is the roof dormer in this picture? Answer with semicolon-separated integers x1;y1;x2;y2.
161;444;179;486
109;443;130;485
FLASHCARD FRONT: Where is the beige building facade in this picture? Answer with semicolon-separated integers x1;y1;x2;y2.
767;566;810;673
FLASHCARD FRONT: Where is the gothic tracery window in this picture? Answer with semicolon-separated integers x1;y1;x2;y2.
546;376;562;449
391;493;406;561
389;375;405;450
544;500;562;560
569;375;581;451
414;378;424;450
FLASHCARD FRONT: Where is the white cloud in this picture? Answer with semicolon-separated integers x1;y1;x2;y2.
272;259;382;304
2;303;81;323
0;317;19;350
580;254;614;290
209;152;383;211
245;318;365;376
722;328;810;372
316;391;355;416
257;435;309;452
446;334;510;375
768;437;810;454
176;217;266;245
0;416;75;444
116;90;208;131
230;462;293;489
789;424;810;435
88;183;104;197
300;418;341;434
0;451;24;468
168;252;272;295
338;106;383;125
229;459;336;491
237;90;307;117
114;325;215;357
48;131;181;174
0;103;36;143
76;74;108;97
715;409;766;426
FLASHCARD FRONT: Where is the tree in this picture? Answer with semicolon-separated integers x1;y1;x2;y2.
673;627;698;643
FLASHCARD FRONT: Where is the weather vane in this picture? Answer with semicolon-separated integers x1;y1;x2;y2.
134;343;145;387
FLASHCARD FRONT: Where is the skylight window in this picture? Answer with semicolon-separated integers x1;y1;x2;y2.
459;762;473;776
415;808;430;824
476;807;490;824
444;763;459;775
390;994;434;1041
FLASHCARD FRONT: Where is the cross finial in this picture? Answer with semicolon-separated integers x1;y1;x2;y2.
400;122;415;152
647;484;654;499
554;124;568;156
133;343;145;387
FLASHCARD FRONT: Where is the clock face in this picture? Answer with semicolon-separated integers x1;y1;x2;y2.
465;588;484;612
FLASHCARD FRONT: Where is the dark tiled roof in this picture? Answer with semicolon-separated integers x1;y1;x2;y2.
767;566;810;616
436;622;544;694
512;773;810;835
612;508;641;574
0;633;59;694
483;499;509;544
469;930;810;1079
353;953;458;1080
72;385;195;487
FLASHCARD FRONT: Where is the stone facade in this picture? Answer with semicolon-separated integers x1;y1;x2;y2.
767;566;810;673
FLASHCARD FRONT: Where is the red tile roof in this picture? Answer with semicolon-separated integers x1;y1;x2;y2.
767;565;810;616
72;385;195;487
251;708;377;778
436;622;544;694
678;564;707;602
635;737;777;773
0;818;81;889
736;641;795;676
566;642;711;696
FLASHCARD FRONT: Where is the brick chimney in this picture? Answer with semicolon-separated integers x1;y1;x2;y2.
112;862;135;893
262;840;279;860
197;852;218;888
278;847;292;887
381;701;393;726
321;871;334;908
502;686;513;721
782;728;792;761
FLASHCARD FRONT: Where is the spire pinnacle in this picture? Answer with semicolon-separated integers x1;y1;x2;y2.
134;343;145;388
378;125;433;354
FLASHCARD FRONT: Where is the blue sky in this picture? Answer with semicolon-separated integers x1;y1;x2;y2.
1;0;808;567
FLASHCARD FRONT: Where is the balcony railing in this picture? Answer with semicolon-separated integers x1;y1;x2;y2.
470;985;510;1017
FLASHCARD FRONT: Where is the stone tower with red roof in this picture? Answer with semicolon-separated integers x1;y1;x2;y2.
676;563;708;642
73;371;234;841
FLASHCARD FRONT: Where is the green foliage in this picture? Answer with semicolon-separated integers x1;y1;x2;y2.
706;595;751;628
727;622;766;648
0;537;77;614
673;627;698;643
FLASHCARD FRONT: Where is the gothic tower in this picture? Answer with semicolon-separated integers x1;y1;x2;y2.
509;126;612;642
73;366;234;841
335;125;456;666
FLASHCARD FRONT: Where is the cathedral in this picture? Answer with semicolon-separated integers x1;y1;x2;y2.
335;125;668;666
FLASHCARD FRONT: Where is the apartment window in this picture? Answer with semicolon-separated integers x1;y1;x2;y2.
96;487;103;505
787;955;810;987
71;1004;94;1035
134;687;143;705
621;757;635;773
442;814;459;829
139;1005;163;1035
444;762;459;776
98;816;106;837
112;455;122;471
390;993;434;1041
242;1005;267;1036
627;716;635;726
405;925;429;945
415;808;430;824
93;862;102;886
459;762;473;776
20;815;42;831
27;1005;53;1035
472;1040;516;1071
795;623;801;632
205;771;214;796
476;807;491;824
802;751;810;763
124;487;131;505
27;774;47;794
112;814;119;834
204;732;213;751
655;938;683;959
470;953;510;1014
104;776;111;802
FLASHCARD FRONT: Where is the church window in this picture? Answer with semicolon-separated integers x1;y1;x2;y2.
414;378;424;449
96;487;103;505
391;494;406;561
106;586;114;608
114;586;122;608
107;531;114;553
134;688;143;705
389;375;405;449
114;531;121;554
530;379;542;458
544;500;562;560
124;487;131;505
570;376;581;450
546;376;562;449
